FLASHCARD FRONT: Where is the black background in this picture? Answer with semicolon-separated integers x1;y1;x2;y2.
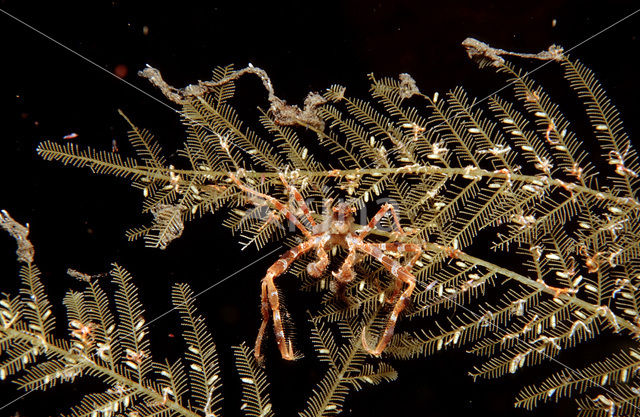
1;1;639;416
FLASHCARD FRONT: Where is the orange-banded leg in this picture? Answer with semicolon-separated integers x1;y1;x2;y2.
255;239;317;362
333;238;358;284
359;242;417;356
279;173;317;230
229;173;311;238
369;242;422;304
359;203;406;239
332;240;359;302
307;242;330;277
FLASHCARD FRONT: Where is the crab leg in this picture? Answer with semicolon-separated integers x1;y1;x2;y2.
368;242;423;303
359;203;406;239
229;172;311;237
359;242;417;356
255;239;317;362
279;173;317;229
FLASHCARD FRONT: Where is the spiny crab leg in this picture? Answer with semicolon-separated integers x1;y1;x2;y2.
230;171;422;360
278;173;317;229
359;241;418;356
229;172;312;237
255;239;317;362
368;242;423;303
359;203;406;239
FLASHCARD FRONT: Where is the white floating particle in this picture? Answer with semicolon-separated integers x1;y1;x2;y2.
433;92;439;103
595;124;608;131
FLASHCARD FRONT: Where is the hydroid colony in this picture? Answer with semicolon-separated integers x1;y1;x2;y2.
1;39;639;416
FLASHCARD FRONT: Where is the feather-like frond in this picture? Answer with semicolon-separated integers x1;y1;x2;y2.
233;343;274;417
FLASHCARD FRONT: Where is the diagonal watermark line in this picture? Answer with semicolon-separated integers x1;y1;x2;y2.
0;244;283;412
0;8;178;114
0;3;639;414
0;7;274;168
415;277;640;411
146;245;282;328
466;6;640;110
372;6;640;169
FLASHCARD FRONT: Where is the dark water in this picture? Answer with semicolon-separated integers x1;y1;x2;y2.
1;1;639;416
